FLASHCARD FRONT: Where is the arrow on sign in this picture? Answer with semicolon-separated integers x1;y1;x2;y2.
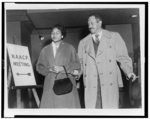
16;73;31;76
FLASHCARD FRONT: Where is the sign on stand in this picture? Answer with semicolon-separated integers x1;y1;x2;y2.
7;43;36;86
7;43;40;107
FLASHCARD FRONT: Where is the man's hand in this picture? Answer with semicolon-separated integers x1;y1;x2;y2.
127;73;138;82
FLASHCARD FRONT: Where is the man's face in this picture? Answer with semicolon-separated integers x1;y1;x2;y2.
88;16;102;34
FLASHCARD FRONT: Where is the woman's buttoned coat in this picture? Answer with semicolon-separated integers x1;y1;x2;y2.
36;41;81;108
78;29;133;108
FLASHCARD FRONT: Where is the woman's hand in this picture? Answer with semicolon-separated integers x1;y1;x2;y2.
49;66;55;72
49;66;64;73
53;66;64;73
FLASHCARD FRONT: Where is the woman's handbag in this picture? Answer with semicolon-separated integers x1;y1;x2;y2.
53;66;73;95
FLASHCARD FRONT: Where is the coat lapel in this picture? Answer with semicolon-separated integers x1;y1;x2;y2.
48;43;55;65
55;41;65;61
97;30;111;57
87;35;96;59
96;33;104;57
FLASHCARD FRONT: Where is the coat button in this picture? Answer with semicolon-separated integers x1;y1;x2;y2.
97;62;100;64
109;45;112;48
84;74;87;78
109;72;112;75
109;59;112;62
110;83;113;86
100;73;103;75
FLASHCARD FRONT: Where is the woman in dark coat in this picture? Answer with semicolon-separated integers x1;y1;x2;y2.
36;24;81;108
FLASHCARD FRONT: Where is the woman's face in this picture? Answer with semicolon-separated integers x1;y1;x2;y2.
51;27;63;42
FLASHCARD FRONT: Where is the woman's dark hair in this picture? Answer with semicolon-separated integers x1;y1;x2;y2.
51;24;66;39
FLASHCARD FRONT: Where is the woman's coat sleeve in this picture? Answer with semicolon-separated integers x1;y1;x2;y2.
36;48;49;76
64;46;81;73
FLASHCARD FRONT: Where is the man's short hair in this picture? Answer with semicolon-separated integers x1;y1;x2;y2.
89;13;102;22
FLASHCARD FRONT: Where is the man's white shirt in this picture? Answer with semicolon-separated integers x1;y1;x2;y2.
91;31;102;42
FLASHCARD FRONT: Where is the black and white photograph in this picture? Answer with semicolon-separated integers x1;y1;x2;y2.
2;2;148;118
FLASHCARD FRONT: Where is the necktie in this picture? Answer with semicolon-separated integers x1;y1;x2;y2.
93;34;99;55
95;34;100;44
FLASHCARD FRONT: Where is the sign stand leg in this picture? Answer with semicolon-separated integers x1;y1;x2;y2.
7;66;12;108
28;88;32;108
32;88;40;107
16;89;22;108
7;65;40;108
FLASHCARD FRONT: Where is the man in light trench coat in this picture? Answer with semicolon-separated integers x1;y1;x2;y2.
78;14;137;108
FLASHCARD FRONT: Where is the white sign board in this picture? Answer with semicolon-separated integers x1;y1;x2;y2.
7;43;36;86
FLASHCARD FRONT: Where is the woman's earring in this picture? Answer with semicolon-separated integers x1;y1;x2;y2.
62;36;63;38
